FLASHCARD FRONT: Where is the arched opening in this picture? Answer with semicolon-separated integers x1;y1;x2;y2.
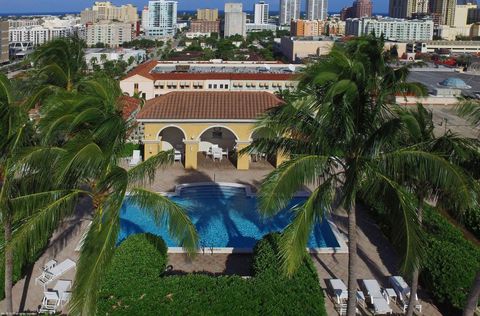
198;126;238;168
158;126;186;164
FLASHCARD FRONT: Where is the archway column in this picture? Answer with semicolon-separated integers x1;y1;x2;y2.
236;141;251;170
184;140;199;169
144;140;161;160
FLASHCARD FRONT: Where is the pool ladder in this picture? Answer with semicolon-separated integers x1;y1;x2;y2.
201;246;215;255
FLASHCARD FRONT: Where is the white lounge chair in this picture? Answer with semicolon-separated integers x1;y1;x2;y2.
35;259;76;287
389;276;422;313
42;259;57;272
328;279;348;304
362;279;392;315
129;150;142;166
212;148;222;161
53;280;72;307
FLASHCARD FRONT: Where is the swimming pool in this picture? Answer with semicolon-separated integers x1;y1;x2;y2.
119;183;347;253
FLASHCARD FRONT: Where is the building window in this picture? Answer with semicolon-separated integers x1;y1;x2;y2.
219;84;224;89
225;84;229;89
134;83;139;90
142;93;146;99
213;84;218;89
208;84;212;89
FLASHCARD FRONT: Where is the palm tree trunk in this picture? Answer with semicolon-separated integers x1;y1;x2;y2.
406;204;423;316
463;270;480;316
4;215;13;314
346;203;358;316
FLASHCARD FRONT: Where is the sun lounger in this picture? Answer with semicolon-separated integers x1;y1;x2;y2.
389;276;422;313
361;279;392;315
328;279;348;304
35;259;76;287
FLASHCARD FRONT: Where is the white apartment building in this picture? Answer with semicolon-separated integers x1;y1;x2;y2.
145;0;178;38
142;6;149;31
86;21;133;47
9;17;85;47
279;0;301;25
306;0;328;21
254;2;269;25
224;3;247;37
81;1;138;24
8;18;43;28
346;17;433;42
411;40;480;54
120;60;303;100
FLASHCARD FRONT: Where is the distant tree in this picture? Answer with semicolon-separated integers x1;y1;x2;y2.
94;42;106;48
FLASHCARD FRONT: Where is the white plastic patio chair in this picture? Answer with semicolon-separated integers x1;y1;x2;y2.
129;150;142;166
39;291;59;314
361;279;392;315
212;148;222;161
174;150;182;162
53;280;72;307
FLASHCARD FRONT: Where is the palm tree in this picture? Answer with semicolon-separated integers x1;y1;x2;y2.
456;99;480;316
0;74;83;313
396;103;478;316
243;36;472;316
30;37;86;95
19;76;199;315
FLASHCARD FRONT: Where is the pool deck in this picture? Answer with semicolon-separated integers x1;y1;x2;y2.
1;162;443;315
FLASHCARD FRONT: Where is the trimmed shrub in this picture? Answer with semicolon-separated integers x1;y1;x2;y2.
97;233;327;316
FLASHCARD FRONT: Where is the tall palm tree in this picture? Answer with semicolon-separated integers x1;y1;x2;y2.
395;103;478;316
243;36;472;316
14;76;199;315
0;74;83;313
28;37;86;104
456;99;480;316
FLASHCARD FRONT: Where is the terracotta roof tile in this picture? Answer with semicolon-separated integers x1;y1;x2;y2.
119;95;142;120
137;91;283;120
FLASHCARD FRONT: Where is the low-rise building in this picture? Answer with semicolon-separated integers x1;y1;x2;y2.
246;23;277;32
86;21;133;48
137;91;285;170
120;60;303;100
279;36;334;62
410;40;480;54
85;48;146;68
346;17;434;41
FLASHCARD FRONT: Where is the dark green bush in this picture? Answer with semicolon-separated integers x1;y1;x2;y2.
97;233;327;316
421;208;480;310
463;208;480;240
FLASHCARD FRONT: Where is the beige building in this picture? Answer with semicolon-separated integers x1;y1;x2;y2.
86;21;133;47
290;20;325;37
280;36;334;62
454;3;477;27
120;60;302;100
197;8;219;21
389;0;429;18
81;1;138;24
0;21;8;64
411;40;480;53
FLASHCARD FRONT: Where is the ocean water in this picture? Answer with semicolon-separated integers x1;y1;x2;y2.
119;184;340;249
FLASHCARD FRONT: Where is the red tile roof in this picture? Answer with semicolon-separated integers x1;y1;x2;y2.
122;60;299;81
137;91;283;120
118;95;142;120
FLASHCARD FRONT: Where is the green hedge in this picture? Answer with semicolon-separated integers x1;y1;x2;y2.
364;199;480;313
421;207;480;310
463;208;480;240
97;233;327;316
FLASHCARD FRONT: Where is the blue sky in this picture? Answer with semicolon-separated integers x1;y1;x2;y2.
1;0;388;14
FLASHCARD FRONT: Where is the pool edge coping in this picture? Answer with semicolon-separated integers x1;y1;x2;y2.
160;182;349;255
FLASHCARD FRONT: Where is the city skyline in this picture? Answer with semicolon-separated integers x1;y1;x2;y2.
1;0;389;14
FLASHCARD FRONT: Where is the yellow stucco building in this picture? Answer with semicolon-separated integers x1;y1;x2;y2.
136;91;285;170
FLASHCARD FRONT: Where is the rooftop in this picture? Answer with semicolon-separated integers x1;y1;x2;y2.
137;91;283;121
408;71;480;97
122;60;302;81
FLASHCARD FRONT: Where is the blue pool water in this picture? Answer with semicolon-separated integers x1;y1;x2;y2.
119;185;341;249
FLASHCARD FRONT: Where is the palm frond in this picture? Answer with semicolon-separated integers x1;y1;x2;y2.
129;188;198;253
127;150;173;186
